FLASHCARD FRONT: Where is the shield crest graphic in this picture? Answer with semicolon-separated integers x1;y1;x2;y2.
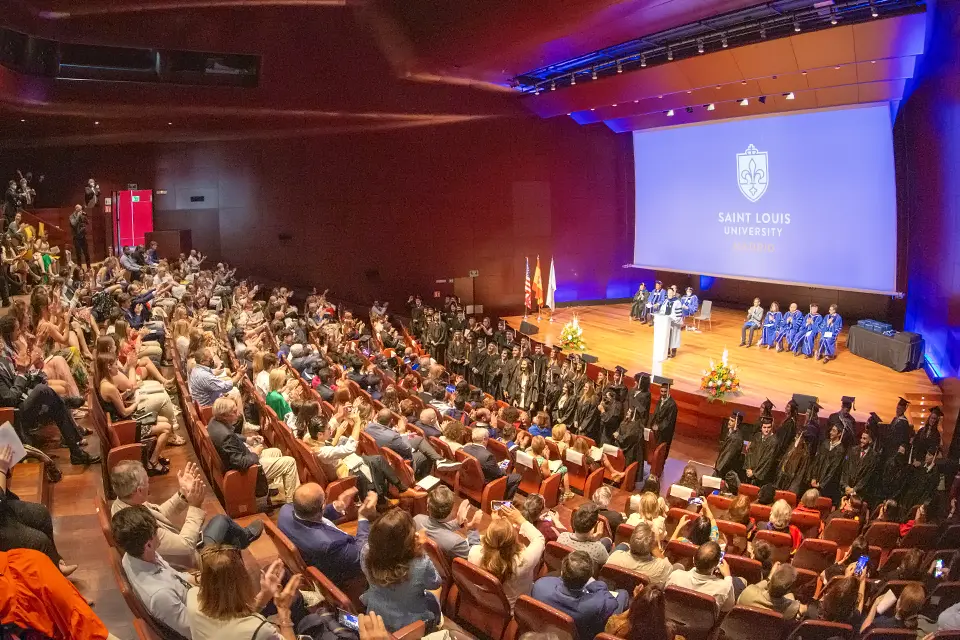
737;144;768;202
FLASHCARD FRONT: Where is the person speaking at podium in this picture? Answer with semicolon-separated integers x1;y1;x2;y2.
658;287;684;358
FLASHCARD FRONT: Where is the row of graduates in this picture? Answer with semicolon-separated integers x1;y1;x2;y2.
715;396;946;509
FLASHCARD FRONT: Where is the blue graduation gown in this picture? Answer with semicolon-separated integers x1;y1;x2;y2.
647;288;666;313
816;313;843;358
760;311;782;346
774;310;803;348
792;313;822;355
680;294;699;317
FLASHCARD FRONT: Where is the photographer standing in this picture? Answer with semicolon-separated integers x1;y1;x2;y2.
84;177;100;210
69;204;90;269
3;180;19;230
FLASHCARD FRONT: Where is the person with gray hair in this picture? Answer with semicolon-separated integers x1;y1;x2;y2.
413;484;483;561
593;485;624;531
364;408;456;479
605;522;675;586
462;426;522;498
109;460;260;570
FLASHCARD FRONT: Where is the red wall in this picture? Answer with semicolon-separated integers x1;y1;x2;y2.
2;117;633;315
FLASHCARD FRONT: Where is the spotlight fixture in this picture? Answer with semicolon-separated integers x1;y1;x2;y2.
721;33;728;48
612;103;618;107
707;103;716;111
167;121;173;125
19;118;24;122
830;9;838;24
534;86;541;95
794;20;801;32
871;1;879;17
685;106;694;113
94;120;100;125
784;92;795;100
739;98;749;106
617;60;623;74
666;109;675;116
667;47;673;61
640;54;647;67
760;26;767;39
697;39;704;54
591;67;598;80
758;95;767;104
570;74;576;86
550;80;556;91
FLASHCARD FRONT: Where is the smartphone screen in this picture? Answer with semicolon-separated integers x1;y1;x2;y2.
935;559;945;579
446;384;456;394
855;555;869;576
491;500;512;511
718;550;725;564
338;610;359;631
688;497;704;506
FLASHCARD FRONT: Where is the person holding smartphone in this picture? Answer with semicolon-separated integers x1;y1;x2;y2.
666;541;736;612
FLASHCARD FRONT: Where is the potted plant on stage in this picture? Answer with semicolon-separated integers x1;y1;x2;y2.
701;348;741;402
559;313;587;351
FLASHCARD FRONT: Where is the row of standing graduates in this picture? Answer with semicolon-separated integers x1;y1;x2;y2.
715;400;945;509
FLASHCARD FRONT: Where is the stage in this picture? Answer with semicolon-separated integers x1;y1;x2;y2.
503;303;941;435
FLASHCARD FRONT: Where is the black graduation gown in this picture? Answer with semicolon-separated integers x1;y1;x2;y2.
575;396;602;442
630;288;649;319
879;416;913;459
809;441;847;502
745;433;780;486
469;348;487;387
569;373;588;396
650;396;679;447
446;339;467;374
774;417;799;461
617;418;645;469
599;399;624;445
552;393;577;426
502;360;519;399
840;446;879;497
493;330;509;351
627;390;651;427
826;412;858;447
485;358;509;398
507;371;539;412
715;424;745;479
531;355;549;389
876;454;909;502
910;425;941;464
609;382;628;405
777;435;814;495
901;463;941;511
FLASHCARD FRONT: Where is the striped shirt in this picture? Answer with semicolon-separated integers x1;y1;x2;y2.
188;365;233;407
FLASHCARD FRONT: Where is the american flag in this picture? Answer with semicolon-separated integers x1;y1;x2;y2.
524;256;532;310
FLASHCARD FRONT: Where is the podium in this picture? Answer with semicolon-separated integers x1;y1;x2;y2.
652;314;671;376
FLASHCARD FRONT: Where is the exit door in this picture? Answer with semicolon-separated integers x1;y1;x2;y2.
114;189;154;251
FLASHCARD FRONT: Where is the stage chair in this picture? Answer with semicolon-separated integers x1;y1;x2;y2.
664;585;721;640
718;605;785;640
694;301;713;331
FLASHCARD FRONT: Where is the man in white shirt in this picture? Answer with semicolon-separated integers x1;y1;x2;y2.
666;541;736;612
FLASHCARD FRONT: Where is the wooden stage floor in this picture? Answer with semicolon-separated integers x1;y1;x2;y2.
503;303;941;421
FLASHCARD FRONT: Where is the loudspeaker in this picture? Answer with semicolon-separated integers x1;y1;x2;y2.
581;353;599;364
519;320;539;335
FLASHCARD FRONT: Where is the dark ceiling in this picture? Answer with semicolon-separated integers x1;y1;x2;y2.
0;0;928;146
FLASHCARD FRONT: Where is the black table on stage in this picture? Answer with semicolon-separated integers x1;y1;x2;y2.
846;325;923;372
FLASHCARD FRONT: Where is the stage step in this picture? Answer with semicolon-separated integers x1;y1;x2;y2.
904;391;943;429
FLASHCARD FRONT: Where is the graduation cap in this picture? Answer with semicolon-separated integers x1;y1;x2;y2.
897;396;910;407
759;415;774;424
760;398;775;412
655;280;663;286
792;393;819;414
653;375;673;387
633;371;650;382
785;398;799;411
520;355;534;366
867;412;882;425
614;365;627;375
551;345;563;353
731;410;744;421
841;396;856;410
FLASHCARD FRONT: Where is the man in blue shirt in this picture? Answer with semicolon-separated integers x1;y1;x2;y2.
277;483;378;584
531;550;629;640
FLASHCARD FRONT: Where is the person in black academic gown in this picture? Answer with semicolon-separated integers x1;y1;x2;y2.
777;417;818;496
910;407;943;465
774;399;800;462
745;417;780;486
543;371;565;417
617;389;648;469
901;447;942;513
808;424;848;504
650;378;679;459
626;373;651;427
826;396;858;447
609;366;628;405
598;388;624;446
841;429;879;500
574;383;602;442
877;445;910;504
446;330;467;376
880;397;913;460
551;380;577;427
507;356;539;413
715;411;746;480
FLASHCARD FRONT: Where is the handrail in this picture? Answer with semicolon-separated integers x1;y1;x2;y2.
17;206;66;233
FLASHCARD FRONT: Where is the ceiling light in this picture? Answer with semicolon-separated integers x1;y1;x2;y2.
758;96;767;104
667;47;673;61
634;99;639;103
534;86;540;95
835;65;841;70
685;106;694;113
94;121;100;125
721;33;728;48
167;121;173;125
871;2;879;17
591;67;598;80
612;103;618;107
871;60;877;64
19;119;24;123
590;108;595;111
640;54;647;68
666;109;675;116
830;10;838;24
741;80;747;85
784;92;795;100
617;60;623;74
794;20;801;32
739;98;749;106
550;81;556;91
801;70;807;75
707;103;716;111
570;74;576;86
760;26;767;39
697;39;704;54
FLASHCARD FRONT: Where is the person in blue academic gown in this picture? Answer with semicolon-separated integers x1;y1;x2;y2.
816;304;843;362
792;303;822;358
759;302;782;349
645;281;666;326
774;302;803;352
680;286;699;329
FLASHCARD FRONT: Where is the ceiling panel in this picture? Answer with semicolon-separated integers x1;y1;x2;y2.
729;38;800;79
858;78;907;102
756;72;810;95
815;84;860;107
790;26;858;70
770;90;819;111
852;12;927;61
856;56;916;82
675;50;746;88
804;65;859;89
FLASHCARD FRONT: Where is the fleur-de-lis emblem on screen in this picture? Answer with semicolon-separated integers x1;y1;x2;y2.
737;144;769;202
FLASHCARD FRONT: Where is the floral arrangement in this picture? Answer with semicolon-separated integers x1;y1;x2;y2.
559;313;587;351
700;348;741;401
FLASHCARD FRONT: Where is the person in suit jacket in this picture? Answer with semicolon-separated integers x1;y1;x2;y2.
277;483;378;584
84;178;100;209
531;551;629;640
462;427;521;498
364;409;455;479
650;378;678;459
413;485;482;561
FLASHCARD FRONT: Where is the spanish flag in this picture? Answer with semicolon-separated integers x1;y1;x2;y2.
533;255;544;307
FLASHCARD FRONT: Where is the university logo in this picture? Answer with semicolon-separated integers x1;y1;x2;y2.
737;144;768;202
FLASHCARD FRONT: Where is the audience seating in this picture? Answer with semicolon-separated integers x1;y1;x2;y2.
650;442;669;478
664;584;721;640
615;523;634;547
133;618;163;640
447;558;513;640
865;521;902;555
88;388;147;499
938;525;960;550
599;562;649;592
504;595;578;640
515;456;562;508
422;536;452;602
792;567;819;604
707;494;734;520
899;523;939;550
794;539;839;574
96;494;115;549
718;605;785;640
453;449;506;513
791;510;822;539
540;541;574;576
107;545;187;640
582;467;605;502
717;520;749;555
775;490;798;507
754;530;794;563
785;620;853;640
750;503;773;527
860;630;919;640
822;518;861;554
739;484;760;500
666;540;698;569
391;621;427;640
725;553;764;584
924;582;960;619
814;497;834;520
